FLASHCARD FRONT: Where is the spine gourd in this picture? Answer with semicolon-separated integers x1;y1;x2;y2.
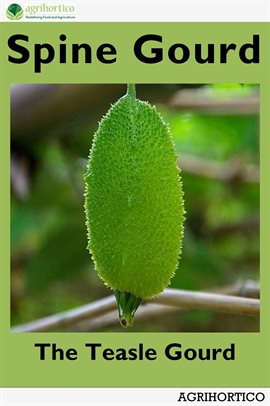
85;84;184;327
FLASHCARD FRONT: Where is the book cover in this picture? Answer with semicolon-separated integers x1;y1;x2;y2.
0;1;269;404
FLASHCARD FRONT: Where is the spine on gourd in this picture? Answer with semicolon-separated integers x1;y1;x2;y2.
84;84;184;327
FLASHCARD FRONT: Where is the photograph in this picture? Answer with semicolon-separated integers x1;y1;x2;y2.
10;83;260;332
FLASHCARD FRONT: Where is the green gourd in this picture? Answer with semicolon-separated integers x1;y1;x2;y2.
85;84;184;327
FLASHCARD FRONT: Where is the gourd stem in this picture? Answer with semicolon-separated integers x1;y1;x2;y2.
127;83;136;99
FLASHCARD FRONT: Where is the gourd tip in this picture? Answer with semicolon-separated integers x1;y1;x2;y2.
114;290;142;328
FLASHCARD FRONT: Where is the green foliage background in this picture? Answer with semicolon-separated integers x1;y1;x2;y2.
11;84;259;331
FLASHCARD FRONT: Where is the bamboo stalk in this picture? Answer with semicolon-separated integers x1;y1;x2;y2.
75;280;260;331
170;90;259;115
210;279;260;298
11;295;116;333
155;289;259;315
179;154;259;183
11;287;260;333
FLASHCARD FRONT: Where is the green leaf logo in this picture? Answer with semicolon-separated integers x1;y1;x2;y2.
6;4;23;20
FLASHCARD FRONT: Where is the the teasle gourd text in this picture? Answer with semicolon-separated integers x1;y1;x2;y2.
7;33;260;73
34;342;236;362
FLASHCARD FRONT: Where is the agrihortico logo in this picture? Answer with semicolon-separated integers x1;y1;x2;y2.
6;3;23;20
5;2;76;21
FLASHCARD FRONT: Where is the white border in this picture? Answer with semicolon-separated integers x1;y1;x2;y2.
0;0;269;404
1;388;270;405
1;0;270;22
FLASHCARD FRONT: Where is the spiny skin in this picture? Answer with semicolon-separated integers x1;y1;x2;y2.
85;92;184;299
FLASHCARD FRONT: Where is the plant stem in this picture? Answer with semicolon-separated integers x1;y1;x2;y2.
127;83;136;99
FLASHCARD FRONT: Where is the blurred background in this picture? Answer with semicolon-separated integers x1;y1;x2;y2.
10;83;259;332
